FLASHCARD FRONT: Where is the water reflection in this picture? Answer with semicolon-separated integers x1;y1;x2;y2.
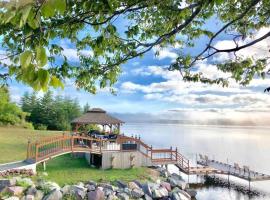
122;123;270;200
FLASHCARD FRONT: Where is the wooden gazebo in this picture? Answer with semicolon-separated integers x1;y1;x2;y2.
71;108;124;133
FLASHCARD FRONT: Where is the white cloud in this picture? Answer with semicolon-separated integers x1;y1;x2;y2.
62;48;93;61
153;46;178;62
213;27;270;63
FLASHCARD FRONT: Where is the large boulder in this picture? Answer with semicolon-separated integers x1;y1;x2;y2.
171;188;191;200
87;184;96;191
186;189;197;198
4;196;20;200
26;187;44;200
128;182;140;190
87;188;105;200
132;180;142;188
22;195;35;200
161;182;171;192
107;193;118;200
116;192;129;200
43;189;63;200
144;194;153;200
152;187;168;199
71;185;87;200
61;185;71;196
103;188;114;197
131;188;144;198
116;180;127;189
168;177;186;190
87;180;97;187
99;183;114;191
7;186;24;196
141;183;152;197
0;179;15;191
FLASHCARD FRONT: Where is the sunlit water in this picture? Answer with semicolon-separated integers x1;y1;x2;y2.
122;123;270;200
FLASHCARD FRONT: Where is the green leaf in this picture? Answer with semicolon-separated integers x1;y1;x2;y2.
21;5;32;25
4;10;16;23
20;51;32;68
38;69;50;90
54;0;66;14
41;0;55;18
36;46;47;67
50;76;64;89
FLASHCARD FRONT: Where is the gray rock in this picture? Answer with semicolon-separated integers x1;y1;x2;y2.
4;196;20;200
70;185;87;200
116;180;127;188
26;186;37;195
152;187;168;199
128;182;140;190
0;179;13;191
99;183;114;191
144;194;153;200
88;180;97;186
77;182;85;187
43;189;62;200
26;187;43;200
103;188;114;196
87;184;96;191
168;177;186;190
106;194;118;200
131;188;144;198
7;186;24;196
171;173;183;180
132;180;142;188
61;185;71;195
171;188;191;200
22;194;35;200
186;189;197;198
142;183;152;197
87;188;105;200
34;190;44;200
161;182;171;192
116;192;129;200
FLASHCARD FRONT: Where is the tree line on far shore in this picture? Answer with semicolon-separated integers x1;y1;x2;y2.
0;87;90;131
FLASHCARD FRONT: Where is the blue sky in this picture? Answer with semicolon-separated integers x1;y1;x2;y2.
2;18;270;124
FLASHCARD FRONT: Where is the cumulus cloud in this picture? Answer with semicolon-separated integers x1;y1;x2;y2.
153;46;178;62
62;48;93;61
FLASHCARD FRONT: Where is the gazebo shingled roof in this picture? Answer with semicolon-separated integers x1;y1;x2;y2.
71;108;124;125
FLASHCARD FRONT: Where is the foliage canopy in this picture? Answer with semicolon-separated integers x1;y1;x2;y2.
0;0;269;92
0;87;32;128
21;90;82;130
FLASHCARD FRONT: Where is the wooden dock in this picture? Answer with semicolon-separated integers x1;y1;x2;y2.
196;156;270;182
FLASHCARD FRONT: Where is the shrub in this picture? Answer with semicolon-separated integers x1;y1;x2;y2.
35;124;47;130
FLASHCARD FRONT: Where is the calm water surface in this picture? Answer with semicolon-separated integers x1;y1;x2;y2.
122;123;270;200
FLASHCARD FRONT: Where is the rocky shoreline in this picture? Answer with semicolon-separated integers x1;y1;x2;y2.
0;167;196;200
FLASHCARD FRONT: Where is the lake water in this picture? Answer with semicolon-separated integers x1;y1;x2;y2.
122;123;270;200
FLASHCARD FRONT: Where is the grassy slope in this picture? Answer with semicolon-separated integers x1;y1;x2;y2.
0;127;62;163
0;127;152;185
37;154;152;186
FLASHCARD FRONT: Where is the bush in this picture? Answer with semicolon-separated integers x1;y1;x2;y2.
22;122;34;130
35;124;47;130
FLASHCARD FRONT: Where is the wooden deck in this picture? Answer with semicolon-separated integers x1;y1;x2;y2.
197;158;270;182
26;134;270;183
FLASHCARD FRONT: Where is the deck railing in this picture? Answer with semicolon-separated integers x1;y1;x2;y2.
27;134;190;170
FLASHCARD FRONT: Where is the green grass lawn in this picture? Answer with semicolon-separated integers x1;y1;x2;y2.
37;154;152;186
0;127;62;163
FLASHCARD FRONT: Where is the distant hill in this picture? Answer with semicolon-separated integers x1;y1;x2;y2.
111;112;261;126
